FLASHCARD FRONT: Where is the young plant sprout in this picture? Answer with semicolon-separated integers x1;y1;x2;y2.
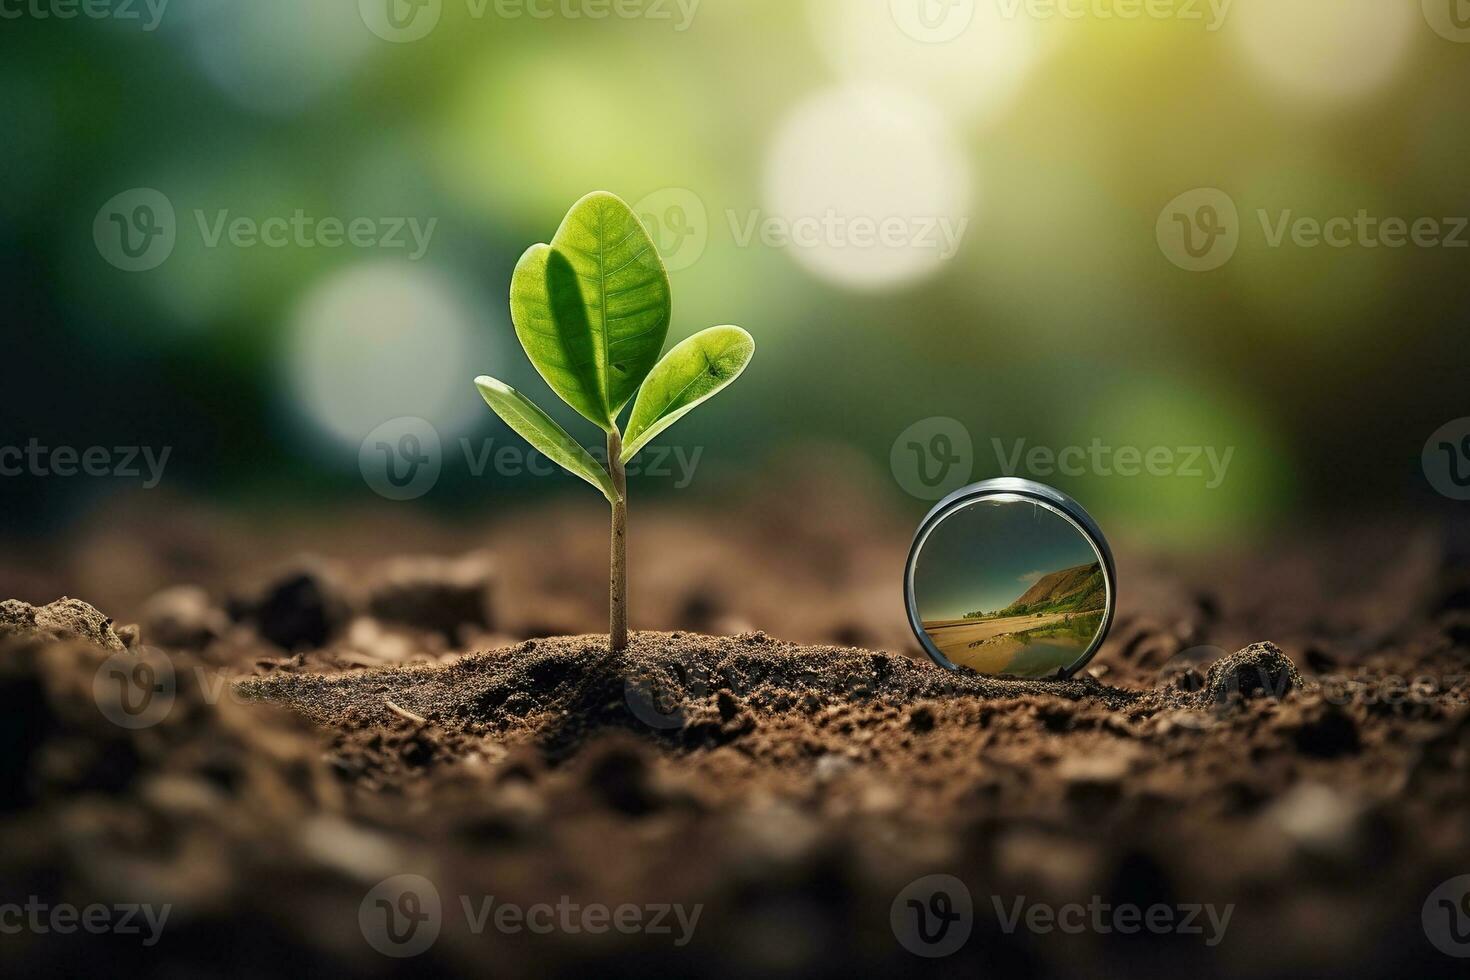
475;191;755;652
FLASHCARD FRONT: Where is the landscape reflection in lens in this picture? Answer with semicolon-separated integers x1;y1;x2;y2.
912;496;1108;677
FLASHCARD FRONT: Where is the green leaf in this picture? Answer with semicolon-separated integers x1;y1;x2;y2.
509;192;671;432
474;376;616;502
621;326;755;464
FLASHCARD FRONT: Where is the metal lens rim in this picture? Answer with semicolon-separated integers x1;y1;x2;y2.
903;478;1117;678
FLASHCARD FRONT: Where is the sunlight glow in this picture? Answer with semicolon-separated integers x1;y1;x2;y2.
286;262;483;448
762;85;972;290
807;0;1047;127
1230;0;1419;105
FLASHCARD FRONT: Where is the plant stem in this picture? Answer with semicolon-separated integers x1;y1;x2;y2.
607;428;628;651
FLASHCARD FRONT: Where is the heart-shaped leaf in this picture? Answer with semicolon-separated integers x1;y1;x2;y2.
475;376;616;501
509;192;671;432
621;326;755;464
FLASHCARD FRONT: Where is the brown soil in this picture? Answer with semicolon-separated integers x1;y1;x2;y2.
2;476;1470;978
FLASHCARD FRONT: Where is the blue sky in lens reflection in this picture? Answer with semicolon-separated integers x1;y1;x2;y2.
916;499;1100;621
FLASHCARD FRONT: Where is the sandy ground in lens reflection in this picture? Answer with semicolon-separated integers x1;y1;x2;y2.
922;612;1073;667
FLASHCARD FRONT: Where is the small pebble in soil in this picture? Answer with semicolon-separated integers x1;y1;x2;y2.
229;561;351;651
142;585;230;650
1204;641;1302;705
367;552;495;638
907;705;936;733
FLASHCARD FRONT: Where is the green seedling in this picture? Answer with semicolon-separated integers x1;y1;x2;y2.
475;191;755;651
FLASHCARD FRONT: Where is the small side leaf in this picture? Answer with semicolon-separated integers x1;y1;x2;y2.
621;326;755;464
475;376;616;502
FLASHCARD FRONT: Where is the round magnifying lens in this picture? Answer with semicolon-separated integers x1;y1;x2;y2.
904;479;1116;678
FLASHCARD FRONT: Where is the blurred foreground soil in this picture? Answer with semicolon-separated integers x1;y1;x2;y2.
2;467;1469;977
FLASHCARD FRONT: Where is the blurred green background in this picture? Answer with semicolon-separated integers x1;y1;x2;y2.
2;0;1468;547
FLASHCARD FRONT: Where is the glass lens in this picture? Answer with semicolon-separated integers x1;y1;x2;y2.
910;494;1109;677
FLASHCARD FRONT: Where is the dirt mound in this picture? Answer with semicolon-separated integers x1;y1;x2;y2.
1204;641;1304;704
3;502;1470;978
0;623;367;975
1;596;127;651
239;631;1155;763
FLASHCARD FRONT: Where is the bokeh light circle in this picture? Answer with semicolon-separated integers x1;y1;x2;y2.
1230;0;1419;105
763;85;971;290
808;0;1046;126
286;262;483;450
185;0;374;116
